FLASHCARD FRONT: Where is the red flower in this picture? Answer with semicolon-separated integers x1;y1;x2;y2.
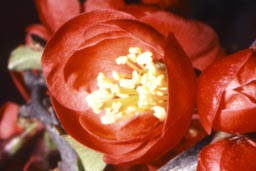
197;135;256;171
197;48;256;134
42;10;196;164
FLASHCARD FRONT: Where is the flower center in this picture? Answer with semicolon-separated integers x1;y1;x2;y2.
86;47;168;124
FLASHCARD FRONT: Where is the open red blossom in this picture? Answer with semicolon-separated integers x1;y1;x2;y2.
197;135;256;171
197;48;256;134
42;9;196;164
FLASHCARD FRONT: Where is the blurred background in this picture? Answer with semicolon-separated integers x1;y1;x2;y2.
1;0;38;105
1;0;256;105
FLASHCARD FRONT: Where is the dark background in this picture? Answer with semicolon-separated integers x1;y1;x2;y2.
0;0;38;105
1;0;256;105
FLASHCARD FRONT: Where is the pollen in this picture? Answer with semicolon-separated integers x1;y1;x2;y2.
86;47;168;124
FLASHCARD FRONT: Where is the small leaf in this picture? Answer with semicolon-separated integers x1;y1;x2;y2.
63;135;106;171
8;46;42;71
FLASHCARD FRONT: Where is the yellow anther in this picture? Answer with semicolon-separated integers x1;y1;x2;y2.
116;56;128;65
137;52;153;66
112;71;120;80
101;115;117;124
119;79;136;89
127;54;137;63
107;102;122;115
110;84;120;94
126;106;137;116
132;71;140;84
128;47;142;54
152;106;166;121
145;62;157;74
97;72;113;89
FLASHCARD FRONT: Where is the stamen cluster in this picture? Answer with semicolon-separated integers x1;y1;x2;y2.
86;47;168;124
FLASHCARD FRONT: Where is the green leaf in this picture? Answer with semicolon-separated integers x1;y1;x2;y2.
63;135;106;171
8;46;42;71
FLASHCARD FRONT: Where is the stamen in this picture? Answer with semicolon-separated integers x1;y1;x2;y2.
85;47;168;124
152;106;166;121
129;47;142;54
137;51;153;66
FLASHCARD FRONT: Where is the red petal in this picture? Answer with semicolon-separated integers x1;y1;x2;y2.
0;102;22;139
79;109;162;142
198;136;256;171
35;0;81;32
25;24;51;45
197;138;229;171
42;10;136;111
51;97;145;156
236;54;256;86
122;5;223;70
197;49;252;134
139;10;224;70
214;107;256;134
84;0;125;11
163;34;196;128
116;113;162;141
220;137;256;171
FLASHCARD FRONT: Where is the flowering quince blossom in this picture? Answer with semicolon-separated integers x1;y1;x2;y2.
41;9;197;164
197;135;256;171
197;47;256;134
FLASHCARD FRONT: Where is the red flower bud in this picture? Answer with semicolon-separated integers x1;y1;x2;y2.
197;48;256;134
197;135;256;171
